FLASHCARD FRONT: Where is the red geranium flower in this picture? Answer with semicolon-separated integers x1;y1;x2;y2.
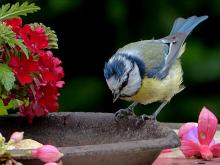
19;83;59;123
38;51;64;88
2;18;22;34
19;24;48;54
37;83;59;112
19;102;47;123
8;54;38;85
0;3;64;123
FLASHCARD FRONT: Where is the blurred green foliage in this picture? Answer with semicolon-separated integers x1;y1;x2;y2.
2;0;220;122
47;0;80;15
59;76;106;112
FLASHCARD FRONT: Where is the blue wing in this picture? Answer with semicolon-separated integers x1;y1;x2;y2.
150;15;208;79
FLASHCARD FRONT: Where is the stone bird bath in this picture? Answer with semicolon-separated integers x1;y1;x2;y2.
0;112;180;165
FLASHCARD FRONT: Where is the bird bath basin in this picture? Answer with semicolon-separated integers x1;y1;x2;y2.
0;112;180;165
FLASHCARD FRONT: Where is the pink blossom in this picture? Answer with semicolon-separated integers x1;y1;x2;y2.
9;131;24;143
179;107;220;160
32;145;63;163
178;122;198;139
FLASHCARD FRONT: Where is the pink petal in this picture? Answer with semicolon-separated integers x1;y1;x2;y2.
210;143;220;157
178;122;198;139
35;25;45;33
182;126;199;143
180;140;200;158
161;148;172;153
200;145;213;160
32;145;63;163
198;107;218;145
10;131;24;143
56;81;65;88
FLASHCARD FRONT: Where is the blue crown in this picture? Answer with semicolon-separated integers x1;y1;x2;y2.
104;59;126;80
104;53;146;80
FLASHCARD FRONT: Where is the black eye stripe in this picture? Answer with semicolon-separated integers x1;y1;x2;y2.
119;74;129;91
119;65;133;92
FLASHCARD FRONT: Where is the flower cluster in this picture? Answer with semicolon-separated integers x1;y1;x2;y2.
0;2;64;122
178;107;220;160
0;131;63;165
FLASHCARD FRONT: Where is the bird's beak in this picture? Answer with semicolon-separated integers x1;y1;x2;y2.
113;92;120;103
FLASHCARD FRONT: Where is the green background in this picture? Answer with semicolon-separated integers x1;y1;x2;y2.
2;0;220;122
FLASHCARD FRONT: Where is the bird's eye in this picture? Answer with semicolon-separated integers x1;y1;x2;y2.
119;75;129;92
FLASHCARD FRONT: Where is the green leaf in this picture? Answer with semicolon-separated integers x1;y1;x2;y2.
30;23;58;49
0;2;40;20
13;38;28;55
0;99;20;115
7;99;19;109
0;64;15;91
0;99;8;115
0;22;28;56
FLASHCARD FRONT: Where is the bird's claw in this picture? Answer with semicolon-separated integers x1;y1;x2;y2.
135;114;157;126
114;108;133;121
141;114;157;121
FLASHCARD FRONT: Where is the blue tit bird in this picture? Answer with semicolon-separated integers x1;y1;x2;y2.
103;15;208;120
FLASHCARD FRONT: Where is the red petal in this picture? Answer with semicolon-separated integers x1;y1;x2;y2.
210;143;220;157
22;24;32;33
42;71;55;81
26;60;38;73
8;55;20;68
21;55;38;72
180;140;200;158
4;18;22;27
16;71;33;85
178;122;198;139
20;54;29;66
198;107;218;145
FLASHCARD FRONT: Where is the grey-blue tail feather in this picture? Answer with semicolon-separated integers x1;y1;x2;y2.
170;15;208;35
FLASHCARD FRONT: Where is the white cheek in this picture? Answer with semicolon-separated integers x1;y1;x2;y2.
106;77;120;92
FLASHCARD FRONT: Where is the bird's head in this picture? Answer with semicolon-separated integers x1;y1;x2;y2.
104;53;145;102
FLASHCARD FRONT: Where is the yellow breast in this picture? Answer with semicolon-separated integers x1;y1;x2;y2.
121;60;184;105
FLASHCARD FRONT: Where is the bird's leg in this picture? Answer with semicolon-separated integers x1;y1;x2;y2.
115;102;138;121
142;101;168;120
